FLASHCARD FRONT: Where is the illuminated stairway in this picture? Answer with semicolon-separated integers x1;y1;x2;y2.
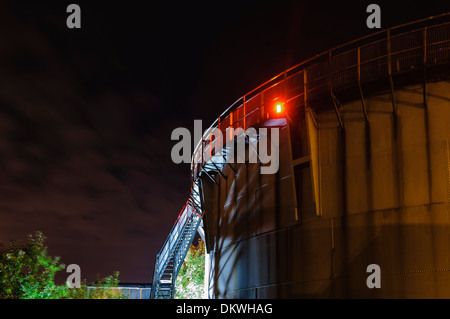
151;201;202;299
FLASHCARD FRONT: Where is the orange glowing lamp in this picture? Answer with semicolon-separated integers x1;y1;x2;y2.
275;103;283;114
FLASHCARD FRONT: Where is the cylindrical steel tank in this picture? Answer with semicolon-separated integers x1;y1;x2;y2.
195;14;450;298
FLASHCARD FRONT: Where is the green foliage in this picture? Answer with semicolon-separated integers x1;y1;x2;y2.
62;271;124;299
0;232;66;299
175;238;205;299
0;231;124;299
85;271;123;299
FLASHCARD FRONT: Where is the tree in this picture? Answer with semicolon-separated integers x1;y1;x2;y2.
175;238;205;299
0;231;123;299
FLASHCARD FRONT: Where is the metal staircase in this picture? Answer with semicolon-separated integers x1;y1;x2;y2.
150;201;202;299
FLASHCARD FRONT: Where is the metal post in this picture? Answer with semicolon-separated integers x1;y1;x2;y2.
423;26;428;108
171;252;176;299
260;91;265;124
285;71;299;221
201;168;219;185
328;51;344;129
151;254;160;299
331;94;344;130
201;138;204;167
387;29;397;121
357;47;369;122
243;95;246;131
328;50;332;94
210;160;227;179
303;68;307;110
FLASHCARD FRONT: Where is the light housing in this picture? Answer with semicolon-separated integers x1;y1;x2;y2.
275;103;283;114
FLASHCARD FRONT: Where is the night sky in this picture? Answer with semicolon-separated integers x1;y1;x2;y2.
0;1;448;284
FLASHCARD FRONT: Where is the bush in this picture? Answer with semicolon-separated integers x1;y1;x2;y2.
0;231;123;299
175;238;205;299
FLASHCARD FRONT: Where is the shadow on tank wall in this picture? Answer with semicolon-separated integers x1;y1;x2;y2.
201;78;450;298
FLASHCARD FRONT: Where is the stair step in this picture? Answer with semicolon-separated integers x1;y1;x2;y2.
152;213;203;299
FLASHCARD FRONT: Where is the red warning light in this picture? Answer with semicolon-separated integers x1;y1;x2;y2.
275;103;283;113
268;97;286;123
265;100;287;126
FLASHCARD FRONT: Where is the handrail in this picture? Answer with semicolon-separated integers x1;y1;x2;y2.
190;13;450;180
154;199;202;278
155;203;189;275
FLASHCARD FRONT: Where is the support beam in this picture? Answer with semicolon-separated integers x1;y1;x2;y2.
331;93;344;130
245;134;263;163
201;169;219;185
387;29;398;138
225;160;236;174
210;160;227;179
357;47;369;122
189;196;202;214
197;224;205;242
423;27;428;109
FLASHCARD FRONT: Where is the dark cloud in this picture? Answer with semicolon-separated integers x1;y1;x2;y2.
0;1;190;283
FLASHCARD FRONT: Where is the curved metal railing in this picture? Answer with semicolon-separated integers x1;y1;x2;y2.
190;12;450;181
